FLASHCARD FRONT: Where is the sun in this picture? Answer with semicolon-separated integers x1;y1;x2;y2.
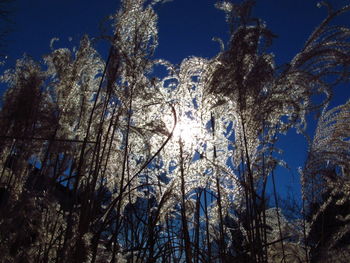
172;117;202;145
161;110;203;147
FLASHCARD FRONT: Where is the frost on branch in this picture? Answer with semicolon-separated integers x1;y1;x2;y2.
111;0;158;83
303;100;350;206
301;99;350;261
44;36;104;141
0;0;350;262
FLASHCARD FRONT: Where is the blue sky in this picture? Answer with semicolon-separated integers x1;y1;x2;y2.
5;0;349;65
2;0;350;203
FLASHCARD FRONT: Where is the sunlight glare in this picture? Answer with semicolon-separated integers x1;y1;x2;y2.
164;114;202;146
173;119;201;145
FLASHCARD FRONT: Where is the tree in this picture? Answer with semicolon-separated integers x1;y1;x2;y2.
302;100;350;262
0;0;350;262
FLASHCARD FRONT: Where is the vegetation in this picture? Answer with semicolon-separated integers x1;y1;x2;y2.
0;0;349;262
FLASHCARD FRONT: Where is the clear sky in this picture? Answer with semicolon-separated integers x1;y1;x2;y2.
5;0;350;65
2;0;350;203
